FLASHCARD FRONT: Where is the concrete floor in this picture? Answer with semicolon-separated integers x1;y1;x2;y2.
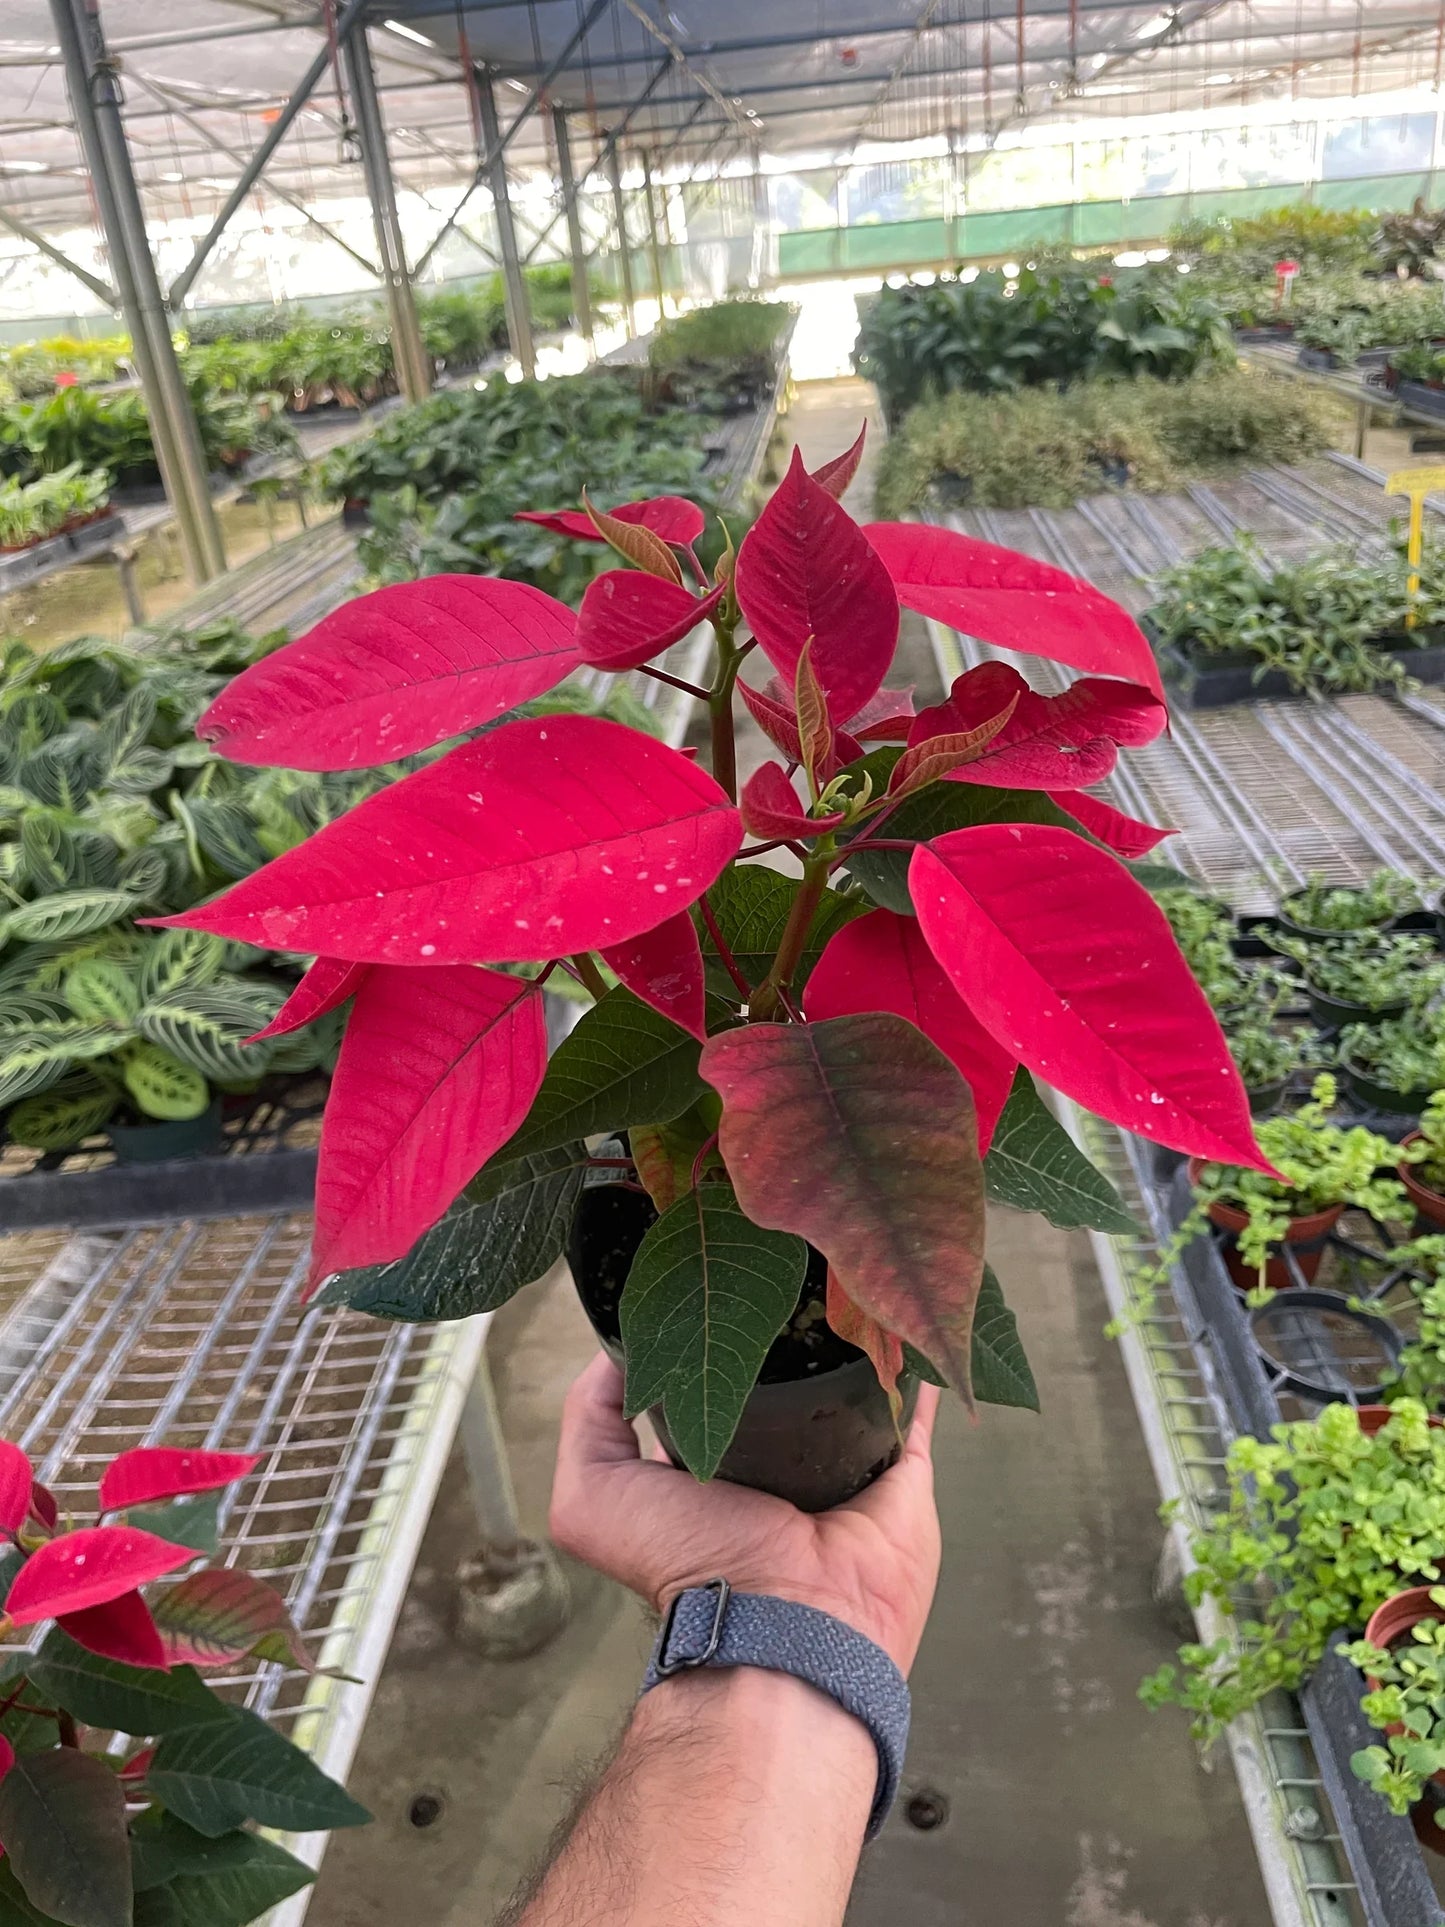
309;379;1270;1927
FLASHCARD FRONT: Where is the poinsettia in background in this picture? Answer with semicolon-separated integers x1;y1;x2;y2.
162;422;1270;1478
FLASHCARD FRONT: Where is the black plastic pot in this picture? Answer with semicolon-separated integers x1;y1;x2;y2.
1296;345;1339;371
108;1098;224;1165
568;1179;915;1512
1305;984;1407;1030
1398;378;1445;420
1338;1047;1435;1118
1246;1078;1288;1116
1249;1289;1402;1405
1158;642;1299;709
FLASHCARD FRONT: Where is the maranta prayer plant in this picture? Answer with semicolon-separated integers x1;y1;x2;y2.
162;424;1271;1470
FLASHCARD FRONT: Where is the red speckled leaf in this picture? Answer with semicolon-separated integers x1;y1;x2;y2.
909;826;1268;1168
247;957;367;1044
151;1567;316;1672
1051;788;1172;857
701;1012;986;1398
886;698;1019;801
197;577;580;771
576;572;723;671
864;523;1164;702
310;963;547;1283
845;684;914;741
162;716;742;966
736;448;899;723
810;425;867;502
57;1590;166;1670
99;1448;262;1516
514;495;705;546
0;1444;31;1536
736;679;861;779
600;912;707;1041
740;763;844;842
5;1527;194;1625
584;494;682;583
806;908;1015;1153
825;1268;903;1421
910;662;1166;790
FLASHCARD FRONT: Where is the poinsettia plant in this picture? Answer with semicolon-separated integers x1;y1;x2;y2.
0;1441;367;1927
162;422;1270;1477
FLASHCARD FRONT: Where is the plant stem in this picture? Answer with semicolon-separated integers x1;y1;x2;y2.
697;891;753;997
752;847;833;1020
707;621;743;802
639;664;710;700
57;1710;79;1749
570;952;610;1000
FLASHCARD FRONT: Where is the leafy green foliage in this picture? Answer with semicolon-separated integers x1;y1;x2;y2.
649;300;791;410
1269;929;1445;1010
129;1817;313;1927
0;1748;130;1927
695;865;867;994
1345;1598;1445;1818
26;1633;227;1739
0;465;109;551
982;1070;1136;1234
1281;870;1420;933
968;1266;1039;1411
148;1707;370;1838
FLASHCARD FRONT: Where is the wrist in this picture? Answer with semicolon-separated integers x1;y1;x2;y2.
655;1576;915;1675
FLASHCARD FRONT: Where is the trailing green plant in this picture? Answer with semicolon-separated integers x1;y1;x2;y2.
1346;1600;1445;1821
1224;1009;1312;1092
1390;342;1445;385
1282;870;1421;932
1142;1400;1445;1737
0;464;109;549
1269;930;1445;1011
1339;1012;1445;1100
1414;1090;1445;1193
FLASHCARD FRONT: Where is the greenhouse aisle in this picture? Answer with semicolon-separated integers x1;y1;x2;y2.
307;379;1268;1927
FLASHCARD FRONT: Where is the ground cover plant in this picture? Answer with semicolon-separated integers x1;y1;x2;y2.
154;430;1278;1484
649;300;792;410
1339;1012;1445;1104
0;1440;367;1926
0;385;290;490
1280;870;1421;934
0;466;110;551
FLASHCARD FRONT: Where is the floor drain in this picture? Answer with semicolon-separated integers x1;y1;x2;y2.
904;1788;949;1831
409;1793;444;1829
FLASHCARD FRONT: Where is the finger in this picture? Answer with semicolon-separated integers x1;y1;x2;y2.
557;1350;641;1472
904;1384;942;1464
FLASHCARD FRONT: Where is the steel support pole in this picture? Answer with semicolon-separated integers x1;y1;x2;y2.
551;105;594;352
51;0;224;584
0;205;118;310
606;144;637;338
476;74;536;378
640;148;668;317
343;26;432;406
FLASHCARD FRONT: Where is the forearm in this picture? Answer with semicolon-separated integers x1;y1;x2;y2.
514;1666;877;1927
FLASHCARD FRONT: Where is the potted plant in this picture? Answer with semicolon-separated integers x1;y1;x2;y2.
157;440;1271;1508
1143;1400;1445;1738
1402;1091;1445;1232
1223;1009;1311;1115
1278;870;1421;942
1268;929;1444;1029
1339;1013;1445;1114
1344;1587;1445;1838
1180;1075;1412;1289
0;1438;367;1924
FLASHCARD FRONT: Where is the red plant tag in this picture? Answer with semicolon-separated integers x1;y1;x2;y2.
1051;788;1172;856
57;1590;166;1670
576;572;724;671
0;1444;32;1537
864;523;1164;702
740;763;844;842
310;963;548;1282
4;1527;194;1626
806;908;1016;1153
247;957;368;1043
197;577;581;771
736;448;900;724
909;826;1270;1168
99;1448;261;1515
162;716;742;967
515;495;704;547
600;912;708;1040
910;663;1166;790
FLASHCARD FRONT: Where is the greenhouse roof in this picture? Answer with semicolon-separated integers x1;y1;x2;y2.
0;0;1442;247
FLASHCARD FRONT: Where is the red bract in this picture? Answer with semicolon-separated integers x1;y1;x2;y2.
514;495;705;547
28;1484;56;1534
57;1590;166;1669
4;1526;194;1625
0;1444;31;1536
909;826;1270;1168
736;678;861;777
736;447;899;724
809;424;867;502
1053;789;1172;857
160;716;742;966
600;913;707;1041
806;908;1016;1153
576;572;724;671
197;577;580;771
844;684;915;741
310;963;547;1282
910;663;1166;791
740;763;844;842
863;523;1165;703
98;1447;262;1515
885;699;1019;800
825;1269;904;1415
247;956;368;1044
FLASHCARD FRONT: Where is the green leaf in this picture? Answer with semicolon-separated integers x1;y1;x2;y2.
148;1568;315;1673
695;867;868;995
130;1818;312;1927
1125;861;1198;893
983;1070;1136;1234
320;1143;589;1320
121;1044;209;1122
620;1185;807;1479
0;1747;131;1927
968;1266;1039;1410
147;1705;370;1838
0;1858;66;1926
3;892;136;946
27;1629;230;1738
134;981;280;1083
497;987;721;1165
136;931;225;1007
0;1022;120;1108
123;1492;222;1557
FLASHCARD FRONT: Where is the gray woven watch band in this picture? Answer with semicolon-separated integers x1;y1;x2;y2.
640;1579;910;1841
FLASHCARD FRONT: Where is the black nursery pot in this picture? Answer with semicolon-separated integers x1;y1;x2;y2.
108;1097;224;1165
1338;1047;1435;1119
568;1180;917;1513
1305;984;1407;1030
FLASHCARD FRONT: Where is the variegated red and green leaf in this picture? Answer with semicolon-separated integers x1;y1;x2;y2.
150;1567;318;1673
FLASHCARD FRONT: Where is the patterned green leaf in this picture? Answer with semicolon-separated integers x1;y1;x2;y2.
18;816;70;894
0;1023;119;1107
4;892;136;945
91;688;174;797
171;799;267;882
121;1043;210;1121
18;739;93;815
136;930;226;1006
147;1705;371;1837
6;1074;114;1151
321;1143;590;1321
130;1815;312;1926
134;981;280;1083
63;960;140;1027
3;692;66;755
695;865;868;995
621;1184;807;1479
983;1070;1136;1233
0;1746;131;1927
27;1629;229;1739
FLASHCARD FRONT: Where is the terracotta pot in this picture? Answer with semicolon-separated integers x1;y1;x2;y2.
1363;1586;1445;1655
1189;1159;1344;1289
1354;1406;1445;1438
1400;1135;1445;1232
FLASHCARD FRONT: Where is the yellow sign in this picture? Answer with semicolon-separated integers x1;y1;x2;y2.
1386;467;1445;626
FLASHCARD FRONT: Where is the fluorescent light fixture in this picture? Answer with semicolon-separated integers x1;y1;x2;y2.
1204;72;1235;86
1114;249;1149;266
1002;260;1020;275
504;78;530;94
383;18;435;46
1133;10;1174;38
0;160;47;174
1145;246;1169;261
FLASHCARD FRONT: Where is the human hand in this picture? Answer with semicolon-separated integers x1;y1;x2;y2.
549;1351;943;1674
